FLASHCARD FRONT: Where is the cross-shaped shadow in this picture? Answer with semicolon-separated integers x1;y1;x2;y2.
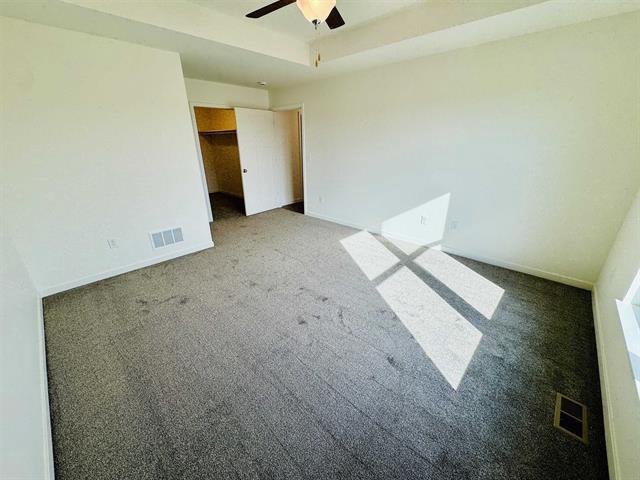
341;230;505;390
372;236;498;329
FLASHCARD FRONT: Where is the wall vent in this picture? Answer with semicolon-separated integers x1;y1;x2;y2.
150;227;184;249
554;392;588;443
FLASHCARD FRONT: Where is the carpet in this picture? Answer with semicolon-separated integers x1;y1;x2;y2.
43;208;608;479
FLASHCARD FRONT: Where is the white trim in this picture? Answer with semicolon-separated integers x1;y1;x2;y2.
306;211;371;232
306;210;593;290
615;299;640;397
441;246;593;291
592;285;620;480
270;103;306;215
37;298;55;480
39;240;214;297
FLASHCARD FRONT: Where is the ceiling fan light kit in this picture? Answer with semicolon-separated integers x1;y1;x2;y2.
246;0;345;30
246;0;344;69
296;0;336;23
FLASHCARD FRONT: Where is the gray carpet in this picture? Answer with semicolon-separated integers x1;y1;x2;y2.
43;208;608;480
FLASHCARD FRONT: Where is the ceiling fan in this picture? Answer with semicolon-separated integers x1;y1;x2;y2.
246;0;345;30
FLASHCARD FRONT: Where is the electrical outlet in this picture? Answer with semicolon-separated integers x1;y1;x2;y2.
450;220;459;230
318;195;324;204
107;239;119;249
420;216;428;226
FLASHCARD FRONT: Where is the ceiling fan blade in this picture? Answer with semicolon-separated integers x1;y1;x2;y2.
325;7;345;29
246;0;296;18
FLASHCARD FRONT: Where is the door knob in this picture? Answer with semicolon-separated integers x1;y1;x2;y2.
243;169;248;173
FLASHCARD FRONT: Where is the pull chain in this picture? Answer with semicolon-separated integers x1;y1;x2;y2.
314;20;321;68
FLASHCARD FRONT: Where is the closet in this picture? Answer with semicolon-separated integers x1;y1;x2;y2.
194;107;245;219
193;106;303;222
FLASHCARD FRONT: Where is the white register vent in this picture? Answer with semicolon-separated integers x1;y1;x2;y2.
150;227;184;249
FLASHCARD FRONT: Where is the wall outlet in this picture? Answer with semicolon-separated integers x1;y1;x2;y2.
420;215;428;226
318;195;324;204
450;220;459;230
107;239;119;249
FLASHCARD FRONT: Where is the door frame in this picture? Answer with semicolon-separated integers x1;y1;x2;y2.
189;102;308;220
271;103;307;215
188;101;233;223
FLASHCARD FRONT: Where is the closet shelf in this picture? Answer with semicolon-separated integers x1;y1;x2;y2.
199;130;236;135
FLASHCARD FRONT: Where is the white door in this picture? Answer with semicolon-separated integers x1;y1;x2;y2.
235;108;279;216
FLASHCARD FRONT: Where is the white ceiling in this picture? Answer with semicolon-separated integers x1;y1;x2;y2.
1;0;639;89
190;0;423;41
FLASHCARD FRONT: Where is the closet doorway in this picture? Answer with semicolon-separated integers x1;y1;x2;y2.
193;107;245;221
191;104;304;224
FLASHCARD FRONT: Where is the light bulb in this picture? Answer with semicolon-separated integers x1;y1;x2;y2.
296;0;336;23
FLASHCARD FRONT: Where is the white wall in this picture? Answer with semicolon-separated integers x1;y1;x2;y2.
270;12;640;288
185;77;269;109
593;189;640;480
0;225;53;479
0;16;213;295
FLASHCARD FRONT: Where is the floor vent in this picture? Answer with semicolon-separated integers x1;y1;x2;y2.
554;392;588;443
150;227;184;249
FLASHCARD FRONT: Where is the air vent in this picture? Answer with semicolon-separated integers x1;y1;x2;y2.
150;227;184;249
554;392;588;443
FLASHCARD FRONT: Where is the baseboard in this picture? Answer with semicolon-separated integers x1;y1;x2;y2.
592;286;619;480
441;246;593;290
36;298;55;480
306;211;374;233
306;211;593;290
39;240;214;297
